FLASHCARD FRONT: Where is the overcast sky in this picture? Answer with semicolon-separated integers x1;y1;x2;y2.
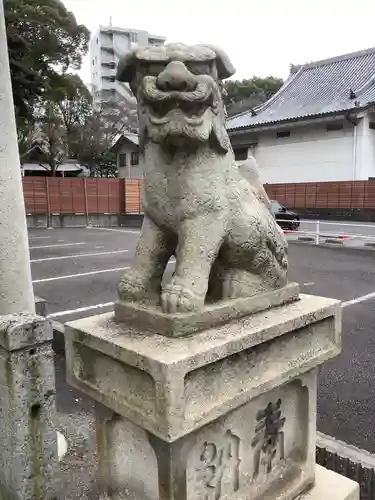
63;0;375;85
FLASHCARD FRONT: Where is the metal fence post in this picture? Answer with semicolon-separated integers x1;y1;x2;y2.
46;177;52;229
138;179;141;214
123;179;127;215
316;220;320;245
83;177;90;227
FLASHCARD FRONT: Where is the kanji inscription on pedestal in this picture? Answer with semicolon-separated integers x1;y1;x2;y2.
251;398;286;478
196;430;241;500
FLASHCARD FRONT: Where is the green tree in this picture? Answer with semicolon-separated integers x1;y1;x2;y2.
49;73;92;134
224;76;284;116
94;151;118;178
5;0;90;121
48;73;92;157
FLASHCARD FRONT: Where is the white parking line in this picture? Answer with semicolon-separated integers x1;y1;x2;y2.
43;259;177;318
28;236;52;241
30;242;85;250
89;227;140;234
31;249;128;263
48;302;114;318
342;291;375;308
32;266;127;283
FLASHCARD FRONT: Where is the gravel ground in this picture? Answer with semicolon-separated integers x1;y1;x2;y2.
54;355;97;499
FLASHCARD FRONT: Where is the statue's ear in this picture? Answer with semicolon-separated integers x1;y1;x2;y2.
116;49;138;83
202;44;235;80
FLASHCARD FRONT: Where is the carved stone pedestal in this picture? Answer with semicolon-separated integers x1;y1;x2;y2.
65;294;350;499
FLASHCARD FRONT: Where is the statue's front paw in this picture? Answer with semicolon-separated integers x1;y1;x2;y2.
161;278;204;313
118;269;159;304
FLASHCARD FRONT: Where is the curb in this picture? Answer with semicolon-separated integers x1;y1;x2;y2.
317;431;375;469
324;238;344;244
297;236;315;242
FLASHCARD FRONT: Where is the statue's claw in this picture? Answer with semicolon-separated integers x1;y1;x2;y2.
161;277;204;313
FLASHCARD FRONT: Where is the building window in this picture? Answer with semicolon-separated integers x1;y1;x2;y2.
130;32;138;43
149;38;162;46
276;130;291;138
92;58;95;66
103;61;116;68
119;153;127;167
369;122;375;130
96;38;99;44
326;123;344;132
131;152;139;165
234;148;248;161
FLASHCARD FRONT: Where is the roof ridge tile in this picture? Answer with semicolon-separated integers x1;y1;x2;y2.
301;47;375;70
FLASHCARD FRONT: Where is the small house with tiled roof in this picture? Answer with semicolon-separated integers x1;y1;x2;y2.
227;47;375;183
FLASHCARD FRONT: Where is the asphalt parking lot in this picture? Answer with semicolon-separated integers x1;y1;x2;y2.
29;226;375;455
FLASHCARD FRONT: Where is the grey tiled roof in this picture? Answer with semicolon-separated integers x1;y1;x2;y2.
227;47;375;130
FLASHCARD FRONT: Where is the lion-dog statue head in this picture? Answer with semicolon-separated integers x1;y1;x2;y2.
116;42;234;153
115;43;288;315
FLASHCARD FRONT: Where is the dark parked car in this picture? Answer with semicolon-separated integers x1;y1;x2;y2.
270;200;300;230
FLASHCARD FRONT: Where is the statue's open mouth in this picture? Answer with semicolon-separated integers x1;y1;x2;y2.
142;76;213;126
146;99;212;125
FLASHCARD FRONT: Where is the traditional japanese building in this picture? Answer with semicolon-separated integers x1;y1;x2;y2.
227;47;375;184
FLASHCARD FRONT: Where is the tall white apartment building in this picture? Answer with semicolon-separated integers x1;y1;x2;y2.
90;25;166;106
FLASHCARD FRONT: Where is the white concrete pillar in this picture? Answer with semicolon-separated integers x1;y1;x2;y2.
356;114;375;180
0;0;34;314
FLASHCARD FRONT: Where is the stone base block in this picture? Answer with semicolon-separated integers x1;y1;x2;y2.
298;465;359;500
95;369;317;499
0;313;57;499
114;281;300;337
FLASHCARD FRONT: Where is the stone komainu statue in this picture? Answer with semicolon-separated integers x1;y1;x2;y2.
116;43;288;313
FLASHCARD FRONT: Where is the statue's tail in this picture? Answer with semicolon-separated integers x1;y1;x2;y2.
237;156;271;208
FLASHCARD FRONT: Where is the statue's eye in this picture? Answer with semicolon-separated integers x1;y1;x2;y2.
186;62;211;75
146;63;167;76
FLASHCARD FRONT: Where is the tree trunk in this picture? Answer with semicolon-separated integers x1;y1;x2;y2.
48;159;57;176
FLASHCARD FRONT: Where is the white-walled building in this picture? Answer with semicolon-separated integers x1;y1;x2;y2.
90;25;165;106
110;133;141;179
227;47;375;184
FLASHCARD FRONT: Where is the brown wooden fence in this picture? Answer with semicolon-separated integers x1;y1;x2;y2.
23;177;126;215
124;179;143;214
264;181;375;210
21;177;375;215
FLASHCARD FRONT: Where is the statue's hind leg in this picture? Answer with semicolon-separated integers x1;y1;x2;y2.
208;214;288;300
208;260;273;300
220;251;288;300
